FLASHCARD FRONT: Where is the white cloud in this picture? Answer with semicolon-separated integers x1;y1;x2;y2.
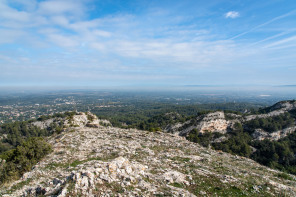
0;29;24;44
92;30;111;38
225;11;240;19
38;0;85;16
47;34;79;48
0;1;241;69
0;54;15;62
51;15;69;26
230;10;296;39
264;35;296;49
10;0;37;11
0;2;31;22
100;39;237;69
90;42;106;51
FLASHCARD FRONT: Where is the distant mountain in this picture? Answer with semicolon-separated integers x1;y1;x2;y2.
183;85;218;87
277;85;296;87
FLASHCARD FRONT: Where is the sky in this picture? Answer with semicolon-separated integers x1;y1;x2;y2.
0;0;296;88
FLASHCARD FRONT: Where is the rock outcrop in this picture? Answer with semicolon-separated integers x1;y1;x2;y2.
32;112;111;130
197;111;229;133
172;111;233;136
166;100;296;142
32;118;57;129
252;126;296;141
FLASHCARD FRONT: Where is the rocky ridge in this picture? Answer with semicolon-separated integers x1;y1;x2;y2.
244;100;296;121
32;112;111;130
167;100;296;141
1;113;296;196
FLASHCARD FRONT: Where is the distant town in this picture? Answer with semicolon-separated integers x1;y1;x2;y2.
1;89;295;124
0;97;78;123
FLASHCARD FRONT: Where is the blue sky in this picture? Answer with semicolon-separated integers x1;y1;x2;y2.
0;0;296;87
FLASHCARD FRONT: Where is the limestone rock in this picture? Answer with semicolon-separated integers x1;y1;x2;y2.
162;171;190;185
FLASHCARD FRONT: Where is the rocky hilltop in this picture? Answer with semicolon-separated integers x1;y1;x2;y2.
1;112;296;196
244;100;296;122
166;100;296;141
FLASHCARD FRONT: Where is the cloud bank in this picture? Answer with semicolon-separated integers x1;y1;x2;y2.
0;0;295;87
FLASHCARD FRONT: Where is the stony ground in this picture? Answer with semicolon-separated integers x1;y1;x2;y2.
1;123;296;196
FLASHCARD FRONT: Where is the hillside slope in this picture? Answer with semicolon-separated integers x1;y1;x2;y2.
164;100;296;140
1;116;296;196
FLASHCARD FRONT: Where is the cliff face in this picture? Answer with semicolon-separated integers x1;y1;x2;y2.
170;111;235;137
196;112;229;133
1;118;296;196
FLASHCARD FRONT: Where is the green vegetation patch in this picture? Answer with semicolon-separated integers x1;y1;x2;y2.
170;182;183;188
276;172;294;181
0;112;78;155
105;182;124;193
187;174;272;197
0;137;52;185
245;112;294;133
171;156;190;162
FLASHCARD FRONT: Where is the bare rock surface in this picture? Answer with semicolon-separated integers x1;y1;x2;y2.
32;118;57;129
197;112;229;134
177;111;232;136
252;126;296;141
1;114;296;196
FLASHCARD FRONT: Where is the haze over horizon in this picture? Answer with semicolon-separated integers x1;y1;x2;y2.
1;0;295;87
